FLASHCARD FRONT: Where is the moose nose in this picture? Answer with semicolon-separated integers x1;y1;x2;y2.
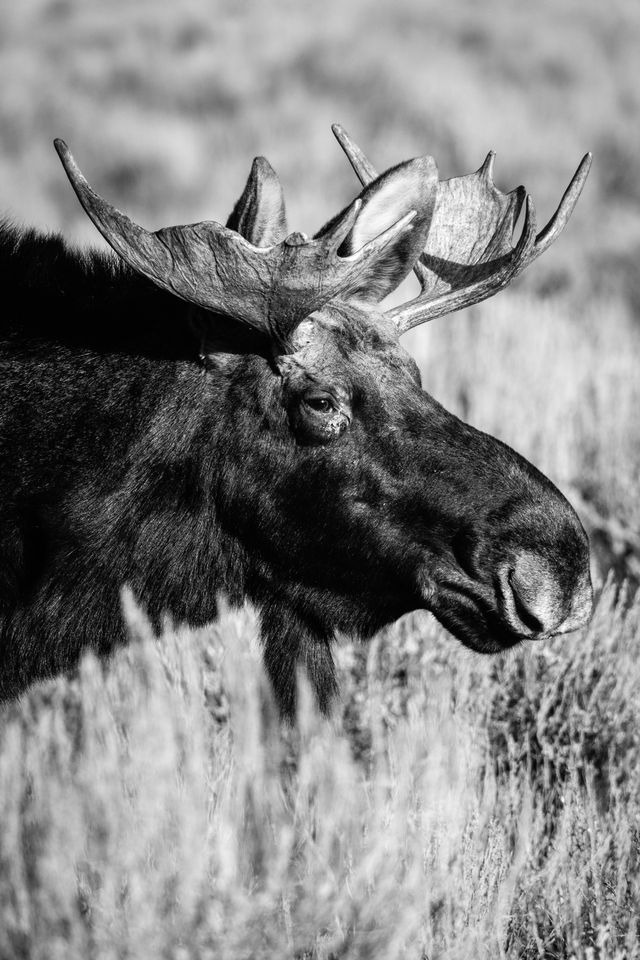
497;551;593;638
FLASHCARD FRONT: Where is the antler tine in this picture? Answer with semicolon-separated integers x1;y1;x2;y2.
531;152;592;261
310;204;418;303
348;209;417;261
320;198;363;253
332;123;378;185
390;195;537;334
54;138;170;283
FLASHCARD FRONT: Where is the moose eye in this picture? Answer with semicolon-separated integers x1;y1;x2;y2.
292;389;350;445
304;394;334;414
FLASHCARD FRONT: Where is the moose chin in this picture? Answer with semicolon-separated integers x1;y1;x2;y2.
0;124;593;717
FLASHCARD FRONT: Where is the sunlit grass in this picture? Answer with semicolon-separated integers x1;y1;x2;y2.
1;584;639;959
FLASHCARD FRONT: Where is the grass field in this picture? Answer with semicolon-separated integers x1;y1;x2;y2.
1;0;640;957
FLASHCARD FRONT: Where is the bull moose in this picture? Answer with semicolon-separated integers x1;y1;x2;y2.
0;125;593;716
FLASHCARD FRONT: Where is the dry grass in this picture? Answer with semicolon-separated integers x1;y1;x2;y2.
1;587;640;959
1;0;640;956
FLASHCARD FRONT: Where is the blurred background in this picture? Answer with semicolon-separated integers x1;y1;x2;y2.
2;0;639;576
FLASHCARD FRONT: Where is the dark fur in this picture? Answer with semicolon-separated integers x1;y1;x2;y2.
0;220;590;716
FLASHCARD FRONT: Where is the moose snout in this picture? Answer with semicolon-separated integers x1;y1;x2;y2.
496;550;593;639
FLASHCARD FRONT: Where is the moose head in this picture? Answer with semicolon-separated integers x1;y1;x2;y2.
1;127;592;716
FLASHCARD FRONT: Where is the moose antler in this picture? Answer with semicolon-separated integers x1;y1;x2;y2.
54;139;418;344
332;124;592;333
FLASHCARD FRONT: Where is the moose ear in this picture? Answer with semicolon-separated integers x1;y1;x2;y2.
318;156;438;303
226;156;288;247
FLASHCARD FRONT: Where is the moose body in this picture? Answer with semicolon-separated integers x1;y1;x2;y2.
0;127;593;715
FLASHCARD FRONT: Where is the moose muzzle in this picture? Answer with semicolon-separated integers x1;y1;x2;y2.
497;550;593;639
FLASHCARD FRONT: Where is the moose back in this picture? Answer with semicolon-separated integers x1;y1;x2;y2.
0;125;593;716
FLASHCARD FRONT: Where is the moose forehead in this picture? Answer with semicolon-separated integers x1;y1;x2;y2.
278;301;421;393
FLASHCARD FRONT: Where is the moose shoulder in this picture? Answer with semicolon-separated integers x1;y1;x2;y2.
0;126;593;716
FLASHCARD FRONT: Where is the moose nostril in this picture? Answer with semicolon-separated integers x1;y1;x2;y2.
498;551;565;637
508;568;546;634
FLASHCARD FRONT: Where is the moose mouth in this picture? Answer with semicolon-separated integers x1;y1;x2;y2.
421;559;592;655
427;580;532;655
433;596;535;655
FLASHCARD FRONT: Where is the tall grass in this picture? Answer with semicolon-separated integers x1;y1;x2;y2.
1;585;639;959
